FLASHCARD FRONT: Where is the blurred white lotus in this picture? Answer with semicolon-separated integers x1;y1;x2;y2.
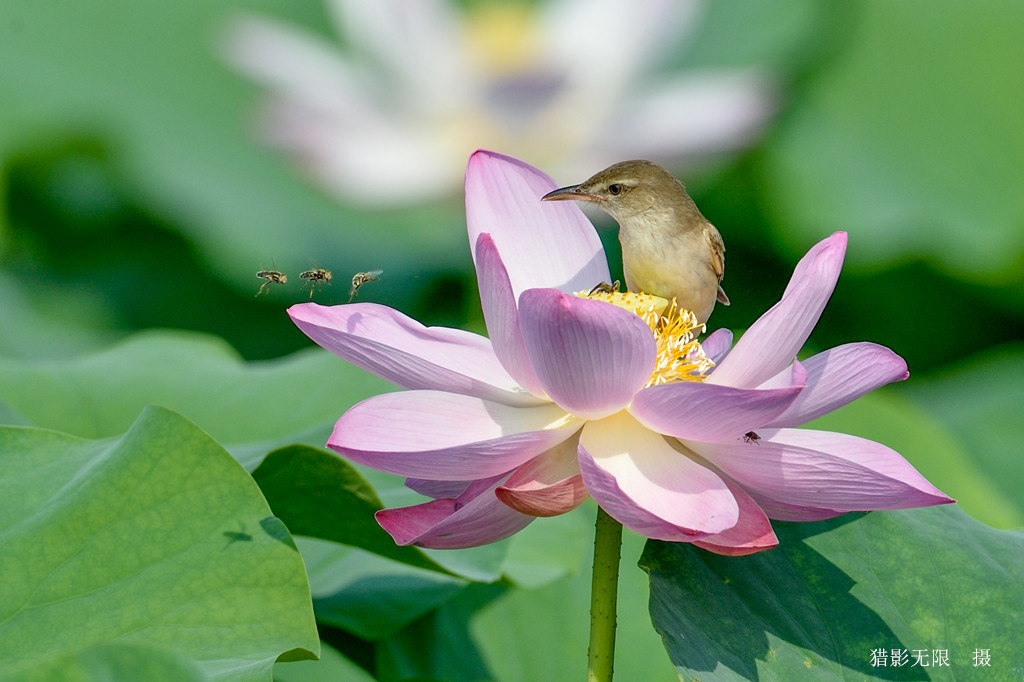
224;0;775;206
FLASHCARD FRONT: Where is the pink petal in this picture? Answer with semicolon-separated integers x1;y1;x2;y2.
376;475;534;549
329;390;582;480
496;477;588;518
376;499;455;545
692;428;954;513
763;343;909;427
289;302;543;406
629;361;806;442
465;150;610;299
746;498;845;523
474;233;545;397
708;232;848;389
578;412;739;540
518;289;655;420
690;475;778;556
701;328;733;365
495;436;588;517
404;479;471;499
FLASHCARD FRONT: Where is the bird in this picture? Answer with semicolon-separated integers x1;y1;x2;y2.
541;160;729;324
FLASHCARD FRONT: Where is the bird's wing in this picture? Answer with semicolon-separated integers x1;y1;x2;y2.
704;224;725;282
705;224;730;305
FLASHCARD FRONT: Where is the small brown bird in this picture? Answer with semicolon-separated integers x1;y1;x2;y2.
542;160;729;323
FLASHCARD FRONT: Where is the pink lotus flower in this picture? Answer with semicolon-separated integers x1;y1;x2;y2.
289;150;952;555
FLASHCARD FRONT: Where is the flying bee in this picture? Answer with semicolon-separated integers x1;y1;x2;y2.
299;268;332;298
255;268;287;297
743;431;761;444
348;269;383;302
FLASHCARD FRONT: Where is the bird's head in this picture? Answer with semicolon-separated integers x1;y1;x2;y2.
541;160;686;221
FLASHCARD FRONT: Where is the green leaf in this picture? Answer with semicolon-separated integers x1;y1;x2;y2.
497;500;592;589
0;329;518;580
252;445;454;576
0;398;29;428
376;584;502;682
304;541;467;640
643;506;1024;681
908;344;1024;527
252;446;518;583
0;329;392;459
293;507;604;653
273;641;376;682
0;406;318;682
759;0;1024;282
4;643;209;682
0;272;121;360
296;505;599;642
368;504;679;682
471;519;678;682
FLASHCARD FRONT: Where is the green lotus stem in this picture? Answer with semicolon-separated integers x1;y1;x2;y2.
587;506;623;682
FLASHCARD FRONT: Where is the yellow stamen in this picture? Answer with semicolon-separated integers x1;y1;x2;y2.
578;289;714;386
585;289;670;316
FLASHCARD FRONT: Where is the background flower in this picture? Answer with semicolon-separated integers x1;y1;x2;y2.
224;0;774;205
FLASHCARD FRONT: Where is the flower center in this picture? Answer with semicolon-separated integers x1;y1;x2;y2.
579;289;714;386
463;4;538;73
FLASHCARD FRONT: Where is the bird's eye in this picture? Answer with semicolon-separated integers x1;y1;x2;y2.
608;183;624;196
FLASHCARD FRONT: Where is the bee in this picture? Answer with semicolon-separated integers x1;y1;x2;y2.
587;280;621;296
348;269;383;302
299;268;332;298
255;268;287;297
742;431;761;444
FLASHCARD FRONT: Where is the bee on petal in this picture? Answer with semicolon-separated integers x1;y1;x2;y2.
348;269;383;302
743;431;761;444
299;268;332;298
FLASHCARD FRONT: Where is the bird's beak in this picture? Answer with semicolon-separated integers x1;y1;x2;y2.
541;184;601;202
